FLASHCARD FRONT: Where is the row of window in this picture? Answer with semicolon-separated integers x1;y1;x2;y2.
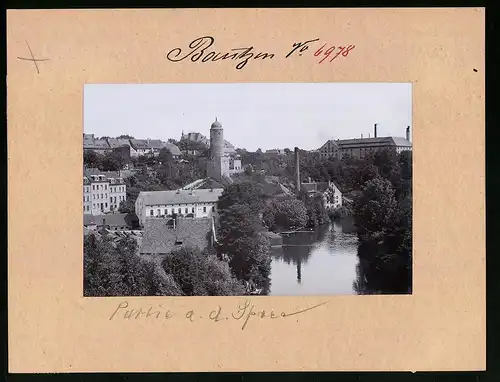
86;184;126;193
149;205;215;216
111;196;125;203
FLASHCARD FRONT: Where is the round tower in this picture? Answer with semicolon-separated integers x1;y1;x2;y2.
210;117;224;159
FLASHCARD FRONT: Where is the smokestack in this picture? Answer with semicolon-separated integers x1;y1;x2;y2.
374;123;378;138
361;134;363;139
294;147;300;194
406;126;410;141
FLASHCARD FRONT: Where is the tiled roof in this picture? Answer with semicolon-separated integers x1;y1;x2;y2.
140;217;212;254
138;188;224;206
301;181;342;194
391;137;412;147
107;138;131;148
162;142;182;156
147;139;164;149
129;139;150;149
335;136;412;149
83;213;135;227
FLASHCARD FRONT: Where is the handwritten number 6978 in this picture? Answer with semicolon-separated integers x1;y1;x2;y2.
314;44;355;64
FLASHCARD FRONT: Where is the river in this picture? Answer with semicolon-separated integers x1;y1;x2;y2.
268;217;360;296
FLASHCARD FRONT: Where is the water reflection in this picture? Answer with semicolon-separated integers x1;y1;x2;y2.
269;218;359;296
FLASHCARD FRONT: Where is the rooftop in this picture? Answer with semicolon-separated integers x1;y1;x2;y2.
334;136;412;149
138;188;224;206
83;213;137;227
107;138;131;148
140;217;212;254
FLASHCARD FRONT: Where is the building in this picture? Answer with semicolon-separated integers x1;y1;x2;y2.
265;148;286;156
205;118;243;183
134;188;224;227
83;169;127;215
129;139;152;157
161;142;182;158
318;125;412;160
83;213;138;231
83;134;112;154
139;216;216;255
181;131;237;156
300;179;343;209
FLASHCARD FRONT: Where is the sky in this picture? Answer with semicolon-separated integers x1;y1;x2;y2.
84;83;412;152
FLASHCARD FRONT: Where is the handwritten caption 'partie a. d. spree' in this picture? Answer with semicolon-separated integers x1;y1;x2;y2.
166;36;356;70
109;300;329;330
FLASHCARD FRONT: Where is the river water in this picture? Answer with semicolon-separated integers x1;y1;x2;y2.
269;217;359;296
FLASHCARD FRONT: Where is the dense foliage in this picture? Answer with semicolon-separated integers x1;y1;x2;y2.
161;246;245;296
84;234;245;296
83;234;181;296
263;197;308;231
216;182;272;293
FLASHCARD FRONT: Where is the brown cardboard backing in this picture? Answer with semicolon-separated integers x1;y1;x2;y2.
7;8;485;372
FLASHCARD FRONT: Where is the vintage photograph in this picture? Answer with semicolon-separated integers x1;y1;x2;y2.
83;83;412;297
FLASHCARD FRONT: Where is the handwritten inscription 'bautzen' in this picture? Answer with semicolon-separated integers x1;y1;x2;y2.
109;300;328;330
166;36;275;70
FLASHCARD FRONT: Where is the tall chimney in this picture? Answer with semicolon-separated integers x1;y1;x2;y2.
294;147;300;194
361;134;363;139
406;126;410;141
374;123;378;138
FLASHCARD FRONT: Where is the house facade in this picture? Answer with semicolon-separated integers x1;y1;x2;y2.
134;188;224;227
83;169;127;215
300;180;343;209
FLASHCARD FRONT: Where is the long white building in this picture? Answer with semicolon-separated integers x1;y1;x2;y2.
135;188;224;227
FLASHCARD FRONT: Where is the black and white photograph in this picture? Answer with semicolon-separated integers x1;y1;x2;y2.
83;83;413;297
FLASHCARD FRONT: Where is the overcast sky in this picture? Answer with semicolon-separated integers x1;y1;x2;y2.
84;83;412;151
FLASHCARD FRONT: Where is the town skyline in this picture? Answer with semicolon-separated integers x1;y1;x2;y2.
84;83;412;152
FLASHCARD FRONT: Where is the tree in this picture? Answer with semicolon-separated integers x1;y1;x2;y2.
101;151;125;171
84;150;103;169
354;177;397;235
217;182;265;213
298;191;329;228
263;197;308;231
216;193;272;292
83;234;181;296
161;246;244;296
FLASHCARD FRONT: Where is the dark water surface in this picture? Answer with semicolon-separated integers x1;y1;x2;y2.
269;217;359;296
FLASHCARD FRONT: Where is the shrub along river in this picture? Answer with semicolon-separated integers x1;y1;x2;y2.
268;217;361;296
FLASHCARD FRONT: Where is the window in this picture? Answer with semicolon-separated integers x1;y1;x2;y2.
92;185;95;190
192;207;195;213
185;208;188;214
105;203;108;208
150;209;154;216
203;206;206;213
166;209;170;215
105;185;107;190
212;206;215;212
178;208;181;214
157;209;160;216
105;193;107;199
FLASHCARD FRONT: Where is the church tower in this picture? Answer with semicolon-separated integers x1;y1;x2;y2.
207;118;230;182
210;117;224;159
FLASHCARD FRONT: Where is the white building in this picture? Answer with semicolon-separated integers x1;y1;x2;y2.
135;188;224;227
300;180;343;209
83;169;127;215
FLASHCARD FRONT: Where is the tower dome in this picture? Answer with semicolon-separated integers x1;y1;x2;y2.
211;118;222;129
